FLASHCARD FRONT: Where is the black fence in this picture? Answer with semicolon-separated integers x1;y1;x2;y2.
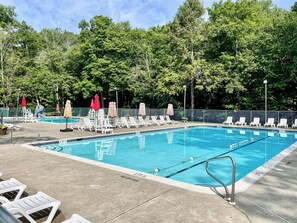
2;107;297;126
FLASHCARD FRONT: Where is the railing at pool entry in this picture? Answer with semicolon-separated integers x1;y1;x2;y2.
205;156;236;205
9;127;40;144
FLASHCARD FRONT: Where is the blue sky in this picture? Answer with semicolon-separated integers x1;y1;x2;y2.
1;0;295;33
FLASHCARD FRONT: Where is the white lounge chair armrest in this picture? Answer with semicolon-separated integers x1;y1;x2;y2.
6;207;36;223
0;196;10;204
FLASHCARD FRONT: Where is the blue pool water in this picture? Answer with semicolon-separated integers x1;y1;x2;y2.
38;117;80;123
40;127;297;187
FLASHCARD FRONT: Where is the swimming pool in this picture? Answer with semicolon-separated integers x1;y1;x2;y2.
38;117;80;123
38;126;297;188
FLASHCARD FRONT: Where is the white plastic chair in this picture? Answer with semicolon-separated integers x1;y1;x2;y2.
138;116;148;127
120;117;130;128
128;117;139;128
250;117;261;126
151;116;160;126
165;115;177;124
144;116;153;126
62;214;92;223
277;118;288;128
158;116;167;125
292;119;297;128
0;178;26;201
81;118;95;131
1;191;61;223
235;117;246;125
223;116;233;125
264;118;275;127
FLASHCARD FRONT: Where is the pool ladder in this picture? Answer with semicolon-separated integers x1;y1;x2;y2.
205;156;236;205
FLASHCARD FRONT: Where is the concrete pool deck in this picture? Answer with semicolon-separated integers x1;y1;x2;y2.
0;122;296;222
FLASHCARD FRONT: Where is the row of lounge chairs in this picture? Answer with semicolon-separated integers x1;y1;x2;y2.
72;115;177;132
0;172;91;223
119;115;177;128
223;116;297;128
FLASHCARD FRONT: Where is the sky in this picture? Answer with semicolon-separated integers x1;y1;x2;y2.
1;0;296;33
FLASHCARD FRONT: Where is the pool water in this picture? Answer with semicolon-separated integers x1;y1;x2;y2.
40;127;297;187
38;117;80;123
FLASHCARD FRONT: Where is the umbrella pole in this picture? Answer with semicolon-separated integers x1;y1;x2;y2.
66;117;68;130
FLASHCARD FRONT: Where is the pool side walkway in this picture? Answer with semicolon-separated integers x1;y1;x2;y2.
0;122;296;222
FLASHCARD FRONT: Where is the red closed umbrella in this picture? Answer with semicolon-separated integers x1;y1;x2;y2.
93;94;101;132
21;96;26;107
93;94;100;111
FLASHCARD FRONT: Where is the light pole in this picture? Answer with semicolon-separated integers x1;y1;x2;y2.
183;85;186;118
16;89;20;119
115;89;118;116
263;80;268;122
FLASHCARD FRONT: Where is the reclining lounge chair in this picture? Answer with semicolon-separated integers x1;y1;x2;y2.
0;191;61;223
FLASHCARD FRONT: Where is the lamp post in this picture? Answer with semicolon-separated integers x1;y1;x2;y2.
16;89;20;119
115;89;118;116
183;85;186;118
263;80;268;122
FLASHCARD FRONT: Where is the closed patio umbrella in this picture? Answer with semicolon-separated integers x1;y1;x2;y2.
108;102;117;118
93;94;101;132
90;99;94;109
138;103;146;116
60;100;73;132
166;104;174;116
21;96;27;116
56;104;60;113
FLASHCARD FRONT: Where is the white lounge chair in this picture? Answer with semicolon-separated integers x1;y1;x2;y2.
158;116;167;125
120;117;130;128
1;191;61;223
81;118;95;131
94;118;113;134
4;123;21;130
0;178;26;201
264;118;275;127
235;117;246;125
62;214;92;223
138;116;149;127
151;116;160;126
128;117;139;128
277;118;288;128
24;116;38;123
165;115;177;124
223;116;233;125
250;117;261;126
144;116;153;126
292;119;297;128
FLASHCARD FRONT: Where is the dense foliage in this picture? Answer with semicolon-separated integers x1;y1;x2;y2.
0;0;296;110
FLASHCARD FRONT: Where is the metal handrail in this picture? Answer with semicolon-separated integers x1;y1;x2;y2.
205;156;236;205
10;127;40;144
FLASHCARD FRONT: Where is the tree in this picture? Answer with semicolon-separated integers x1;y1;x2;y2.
170;0;205;109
